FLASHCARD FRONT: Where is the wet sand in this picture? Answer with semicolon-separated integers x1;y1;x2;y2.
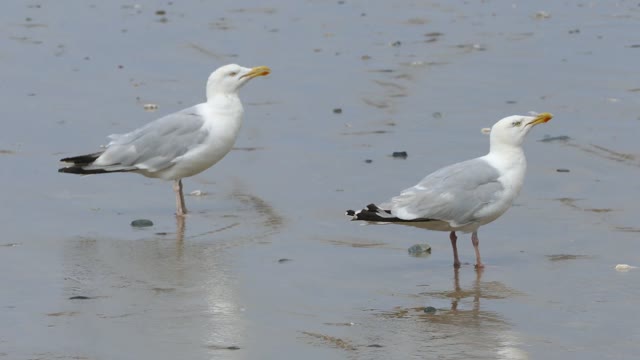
2;1;640;359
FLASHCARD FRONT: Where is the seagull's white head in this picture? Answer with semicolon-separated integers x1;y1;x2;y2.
206;64;270;99
489;112;553;149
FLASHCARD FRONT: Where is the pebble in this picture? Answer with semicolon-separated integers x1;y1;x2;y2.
424;306;437;314
615;264;637;272
278;258;292;263
556;169;570;173
534;11;551;19
364;159;373;163
432;112;442;119
143;103;158;111
131;219;153;227
392;151;408;159
333;108;342;114
408;243;431;256
69;296;93;300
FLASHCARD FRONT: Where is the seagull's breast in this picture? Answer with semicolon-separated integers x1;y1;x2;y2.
476;150;527;224
159;100;244;180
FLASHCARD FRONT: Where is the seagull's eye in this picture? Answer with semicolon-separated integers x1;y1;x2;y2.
512;121;522;127
228;71;237;77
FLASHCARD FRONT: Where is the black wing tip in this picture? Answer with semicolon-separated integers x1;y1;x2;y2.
346;204;390;222
59;152;103;165
58;166;103;175
347;203;435;223
58;166;132;175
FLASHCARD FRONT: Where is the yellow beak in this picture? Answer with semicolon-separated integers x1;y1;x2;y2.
527;112;553;126
240;66;271;80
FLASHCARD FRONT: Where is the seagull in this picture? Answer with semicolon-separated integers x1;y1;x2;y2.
346;113;553;268
59;64;270;216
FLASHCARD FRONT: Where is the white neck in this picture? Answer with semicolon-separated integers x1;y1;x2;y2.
486;142;526;167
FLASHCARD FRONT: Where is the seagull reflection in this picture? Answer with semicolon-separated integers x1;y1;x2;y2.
371;269;528;360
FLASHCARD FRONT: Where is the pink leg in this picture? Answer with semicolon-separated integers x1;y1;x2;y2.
173;179;187;217
449;231;461;268
471;231;484;269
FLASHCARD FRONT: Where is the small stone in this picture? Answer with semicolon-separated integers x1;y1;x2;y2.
392;151;408;159
364;159;373;164
424;306;437;314
506;100;517;104
408;244;431;256
131;219;153;227
361;55;371;60
143;103;158;111
155;10;166;15
391;40;402;47
556;168;570;173
615;264;636;272
333;108;342;114
69;296;92;300
533;11;551;19
432;112;442;119
278;258;292;263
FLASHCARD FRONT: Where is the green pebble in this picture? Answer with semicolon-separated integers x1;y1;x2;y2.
131;219;153;227
424;306;437;314
408;244;431;256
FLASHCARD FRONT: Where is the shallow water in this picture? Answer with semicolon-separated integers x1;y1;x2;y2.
2;1;640;359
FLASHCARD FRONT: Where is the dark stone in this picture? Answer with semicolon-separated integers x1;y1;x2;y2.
364;159;373;163
69;296;92;300
131;219;153;227
424;306;437;314
556;168;570;173
278;258;292;263
392;151;408;159
333;108;342;114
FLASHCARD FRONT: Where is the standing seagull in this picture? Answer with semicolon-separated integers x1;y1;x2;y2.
59;64;270;216
346;113;552;268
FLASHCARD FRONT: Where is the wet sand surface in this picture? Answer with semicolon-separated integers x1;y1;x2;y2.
2;1;640;359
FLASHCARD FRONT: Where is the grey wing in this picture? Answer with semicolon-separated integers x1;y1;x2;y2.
381;158;504;227
93;106;208;172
